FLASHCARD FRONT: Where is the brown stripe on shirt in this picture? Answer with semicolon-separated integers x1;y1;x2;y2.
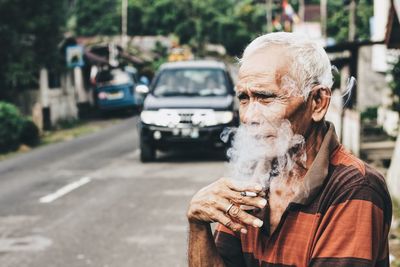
214;122;392;267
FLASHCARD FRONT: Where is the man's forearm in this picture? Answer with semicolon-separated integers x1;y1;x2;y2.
188;222;225;267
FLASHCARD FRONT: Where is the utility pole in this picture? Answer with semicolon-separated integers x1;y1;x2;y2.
348;0;356;41
299;0;305;22
320;0;327;39
266;0;273;33
121;0;128;49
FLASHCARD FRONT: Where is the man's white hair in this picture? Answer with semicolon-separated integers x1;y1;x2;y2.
241;32;333;98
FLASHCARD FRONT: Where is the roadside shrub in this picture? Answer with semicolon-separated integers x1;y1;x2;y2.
19;119;40;147
361;106;378;122
389;56;400;113
0;102;24;152
56;119;80;130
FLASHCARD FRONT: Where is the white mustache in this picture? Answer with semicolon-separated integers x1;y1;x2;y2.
224;119;306;189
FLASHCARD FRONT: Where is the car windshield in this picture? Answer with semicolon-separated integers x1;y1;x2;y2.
153;68;228;97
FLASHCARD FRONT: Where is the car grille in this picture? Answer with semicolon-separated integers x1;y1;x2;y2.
178;112;193;124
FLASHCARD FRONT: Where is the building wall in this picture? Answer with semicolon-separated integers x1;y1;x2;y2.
16;68;83;130
47;91;78;125
357;46;386;111
44;70;78;126
387;134;400;201
372;0;390;72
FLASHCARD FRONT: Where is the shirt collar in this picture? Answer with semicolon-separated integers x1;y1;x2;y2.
291;121;340;205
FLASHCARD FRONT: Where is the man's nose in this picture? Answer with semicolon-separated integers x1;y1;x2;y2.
241;103;263;125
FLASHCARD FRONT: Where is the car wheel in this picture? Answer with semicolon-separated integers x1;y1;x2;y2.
140;141;156;162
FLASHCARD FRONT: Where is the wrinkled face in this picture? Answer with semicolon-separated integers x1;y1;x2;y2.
237;46;313;139
228;45;330;186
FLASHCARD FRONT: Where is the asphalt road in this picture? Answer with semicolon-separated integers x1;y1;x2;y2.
0;116;226;267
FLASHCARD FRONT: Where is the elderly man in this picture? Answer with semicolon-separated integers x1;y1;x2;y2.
187;32;392;267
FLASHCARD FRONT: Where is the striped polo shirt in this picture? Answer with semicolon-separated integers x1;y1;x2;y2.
214;122;392;267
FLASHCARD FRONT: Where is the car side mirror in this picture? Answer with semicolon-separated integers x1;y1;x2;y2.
136;84;150;94
139;76;150;85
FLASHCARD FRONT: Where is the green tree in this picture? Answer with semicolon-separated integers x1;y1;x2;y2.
327;0;373;43
0;0;68;100
389;57;400;113
74;0;120;36
72;0;268;56
69;0;373;56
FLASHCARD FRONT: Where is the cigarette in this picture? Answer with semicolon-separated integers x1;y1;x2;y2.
241;191;257;197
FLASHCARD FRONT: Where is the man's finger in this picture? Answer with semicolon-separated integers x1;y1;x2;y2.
227;205;264;228
222;190;267;209
213;198;262;228
222;178;263;193
213;211;247;234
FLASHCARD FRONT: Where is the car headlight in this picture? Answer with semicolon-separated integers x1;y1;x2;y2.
215;111;234;125
192;111;233;126
141;110;180;127
140;111;159;125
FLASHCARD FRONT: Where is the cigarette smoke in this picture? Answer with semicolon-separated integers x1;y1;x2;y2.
331;64;357;108
221;65;356;194
221;118;307;191
221;66;356;190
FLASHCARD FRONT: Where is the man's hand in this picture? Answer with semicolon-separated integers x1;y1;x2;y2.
187;178;267;234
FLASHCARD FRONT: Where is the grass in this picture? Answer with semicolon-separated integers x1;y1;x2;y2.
0;118;121;161
41;121;102;145
0;150;20;161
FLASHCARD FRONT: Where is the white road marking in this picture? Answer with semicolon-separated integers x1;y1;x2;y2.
0;235;52;252
39;177;91;203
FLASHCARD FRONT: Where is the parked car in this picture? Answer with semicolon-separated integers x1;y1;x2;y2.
138;60;239;162
95;68;143;112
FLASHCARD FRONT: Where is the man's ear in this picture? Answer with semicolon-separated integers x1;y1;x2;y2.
310;85;331;122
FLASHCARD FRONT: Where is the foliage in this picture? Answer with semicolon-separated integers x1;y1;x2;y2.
73;0;120;36
360;106;378;121
327;0;373;43
0;102;40;152
150;41;169;71
0;102;24;152
69;0;374;56
0;0;68;99
70;0;273;56
389;56;400;112
19;119;40;147
54;118;82;130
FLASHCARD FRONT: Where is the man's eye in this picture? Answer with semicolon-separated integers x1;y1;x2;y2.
259;96;275;103
256;93;277;103
237;94;249;103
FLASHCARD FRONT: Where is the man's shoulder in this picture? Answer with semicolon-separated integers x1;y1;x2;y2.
319;145;391;215
329;145;387;191
330;144;366;176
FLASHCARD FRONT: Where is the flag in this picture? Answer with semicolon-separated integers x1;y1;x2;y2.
282;0;300;24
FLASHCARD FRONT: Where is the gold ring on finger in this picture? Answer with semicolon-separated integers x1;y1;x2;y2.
225;203;234;214
228;205;240;217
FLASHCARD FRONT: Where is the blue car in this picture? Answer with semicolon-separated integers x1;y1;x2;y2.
95;69;143;112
